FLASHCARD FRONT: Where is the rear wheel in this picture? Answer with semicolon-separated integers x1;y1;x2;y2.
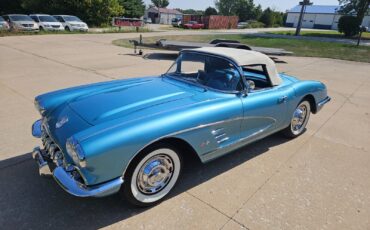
65;26;70;31
282;100;311;138
122;144;182;207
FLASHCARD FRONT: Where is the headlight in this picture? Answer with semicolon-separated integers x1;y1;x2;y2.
44;24;51;27
66;136;86;167
34;99;46;115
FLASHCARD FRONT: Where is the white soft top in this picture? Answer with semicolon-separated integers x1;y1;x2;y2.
186;47;282;85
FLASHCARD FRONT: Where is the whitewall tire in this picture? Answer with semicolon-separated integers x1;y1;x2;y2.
122;144;182;206
283;100;311;138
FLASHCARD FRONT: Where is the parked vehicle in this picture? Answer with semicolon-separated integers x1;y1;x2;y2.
237;22;248;29
144;17;152;24
30;14;64;31
31;47;330;206
2;14;39;32
171;18;182;27
183;21;204;29
53;15;88;32
0;16;10;30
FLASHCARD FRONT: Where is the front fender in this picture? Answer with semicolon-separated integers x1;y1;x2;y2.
76;96;242;185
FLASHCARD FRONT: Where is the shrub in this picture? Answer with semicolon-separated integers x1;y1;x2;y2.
245;20;265;28
338;16;360;37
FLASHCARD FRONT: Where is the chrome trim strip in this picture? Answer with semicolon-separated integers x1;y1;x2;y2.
215;133;227;139
318;96;331;108
211;128;225;135
53;167;123;198
217;137;230;144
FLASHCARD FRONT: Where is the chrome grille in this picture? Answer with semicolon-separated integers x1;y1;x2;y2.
22;24;33;27
41;122;64;166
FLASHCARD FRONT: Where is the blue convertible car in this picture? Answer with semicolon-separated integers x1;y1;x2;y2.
31;47;330;206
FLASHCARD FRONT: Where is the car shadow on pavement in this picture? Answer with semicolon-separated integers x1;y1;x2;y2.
0;133;289;229
143;53;179;61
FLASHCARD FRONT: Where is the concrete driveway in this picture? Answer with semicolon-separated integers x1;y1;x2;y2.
0;32;369;230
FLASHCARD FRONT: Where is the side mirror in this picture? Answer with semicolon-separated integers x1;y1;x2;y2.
239;88;248;97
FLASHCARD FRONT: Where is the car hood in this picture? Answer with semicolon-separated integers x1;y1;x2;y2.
68;77;199;125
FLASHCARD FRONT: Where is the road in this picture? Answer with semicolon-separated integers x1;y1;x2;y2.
0;30;369;229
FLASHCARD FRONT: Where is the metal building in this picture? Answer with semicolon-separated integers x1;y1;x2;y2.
286;5;370;30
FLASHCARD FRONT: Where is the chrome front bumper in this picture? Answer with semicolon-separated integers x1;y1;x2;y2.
317;96;331;112
31;121;123;198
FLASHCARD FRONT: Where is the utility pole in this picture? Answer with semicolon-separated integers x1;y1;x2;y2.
295;0;313;36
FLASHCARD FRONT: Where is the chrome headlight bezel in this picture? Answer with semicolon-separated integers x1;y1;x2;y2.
34;99;46;115
66;137;86;167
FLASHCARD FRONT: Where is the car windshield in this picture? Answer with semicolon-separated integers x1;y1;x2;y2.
9;15;33;21
39;16;58;22
189;21;197;24
0;17;4;22
64;16;82;22
166;53;242;92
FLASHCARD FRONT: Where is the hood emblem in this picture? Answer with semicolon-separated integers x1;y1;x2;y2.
56;116;69;129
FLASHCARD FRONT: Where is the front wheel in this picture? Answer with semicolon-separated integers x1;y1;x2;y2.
122;144;182;207
282;100;311;138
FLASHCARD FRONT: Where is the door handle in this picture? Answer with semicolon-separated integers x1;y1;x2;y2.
278;96;288;103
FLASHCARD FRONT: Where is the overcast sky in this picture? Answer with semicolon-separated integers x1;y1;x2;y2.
143;0;340;12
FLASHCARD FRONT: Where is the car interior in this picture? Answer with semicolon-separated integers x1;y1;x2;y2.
170;53;273;92
242;65;273;91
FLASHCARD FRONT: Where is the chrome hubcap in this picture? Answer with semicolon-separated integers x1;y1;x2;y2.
137;155;174;195
291;104;307;132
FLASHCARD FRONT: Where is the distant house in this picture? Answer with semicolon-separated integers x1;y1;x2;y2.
286;5;370;30
145;7;183;24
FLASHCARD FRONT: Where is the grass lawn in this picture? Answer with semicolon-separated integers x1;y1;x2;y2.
269;30;370;40
113;34;370;63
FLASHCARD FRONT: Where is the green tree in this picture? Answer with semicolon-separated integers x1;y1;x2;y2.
253;4;263;20
119;0;145;18
215;0;261;21
338;15;361;36
235;0;256;21
259;7;273;27
21;0;124;26
215;0;238;16
151;0;169;8
339;0;370;25
0;0;23;15
205;7;218;16
180;9;204;15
